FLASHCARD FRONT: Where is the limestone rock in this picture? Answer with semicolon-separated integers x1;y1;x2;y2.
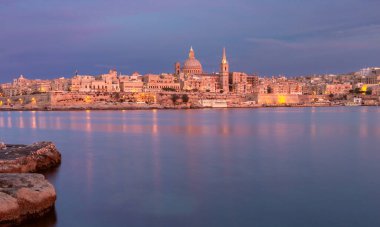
0;174;56;225
0;142;61;173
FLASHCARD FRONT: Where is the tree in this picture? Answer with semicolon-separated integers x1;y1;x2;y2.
354;88;361;94
171;94;180;104
182;94;189;103
162;87;176;92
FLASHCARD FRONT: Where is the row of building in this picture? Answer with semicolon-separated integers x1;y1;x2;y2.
1;47;380;98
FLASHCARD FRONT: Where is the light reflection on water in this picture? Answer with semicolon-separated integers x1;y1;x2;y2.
1;107;380;227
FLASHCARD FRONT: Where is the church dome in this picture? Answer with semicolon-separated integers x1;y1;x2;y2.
183;58;202;69
182;47;203;74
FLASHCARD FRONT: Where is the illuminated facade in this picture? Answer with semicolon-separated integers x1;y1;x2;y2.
181;47;203;75
143;74;180;92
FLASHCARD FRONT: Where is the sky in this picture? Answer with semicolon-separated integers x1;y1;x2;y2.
0;0;379;82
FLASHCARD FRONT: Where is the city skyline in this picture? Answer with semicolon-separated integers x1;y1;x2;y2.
1;0;379;82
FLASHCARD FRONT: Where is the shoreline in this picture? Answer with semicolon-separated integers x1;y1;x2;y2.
0;104;378;112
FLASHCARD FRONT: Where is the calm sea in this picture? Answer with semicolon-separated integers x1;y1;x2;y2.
1;108;380;227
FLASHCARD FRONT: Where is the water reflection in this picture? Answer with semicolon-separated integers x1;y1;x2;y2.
31;111;37;129
1;108;380;227
23;207;57;227
0;108;378;139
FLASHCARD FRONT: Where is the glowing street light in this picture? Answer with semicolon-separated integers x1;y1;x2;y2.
31;97;37;105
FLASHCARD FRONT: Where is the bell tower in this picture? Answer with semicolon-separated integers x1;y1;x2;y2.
220;47;229;76
220;48;229;93
175;62;181;75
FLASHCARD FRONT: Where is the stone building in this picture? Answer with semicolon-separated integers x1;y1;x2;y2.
175;47;236;93
120;81;144;93
302;84;326;95
8;75;32;96
325;83;352;95
143;74;180;92
70;70;120;92
70;75;95;92
119;74;144;92
229;72;250;94
51;78;71;92
31;80;51;93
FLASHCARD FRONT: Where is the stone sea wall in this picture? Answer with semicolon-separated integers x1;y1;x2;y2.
2;92;378;110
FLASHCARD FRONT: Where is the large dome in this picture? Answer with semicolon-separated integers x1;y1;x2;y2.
183;58;202;69
182;47;203;74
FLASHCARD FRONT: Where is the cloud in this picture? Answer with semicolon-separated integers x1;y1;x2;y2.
246;23;380;51
0;0;380;82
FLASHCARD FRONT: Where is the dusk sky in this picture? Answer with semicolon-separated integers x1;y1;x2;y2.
1;0;379;82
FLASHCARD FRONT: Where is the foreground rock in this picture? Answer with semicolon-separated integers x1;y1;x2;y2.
0;142;61;173
0;174;56;225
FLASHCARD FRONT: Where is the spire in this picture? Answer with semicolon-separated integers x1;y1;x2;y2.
189;46;195;59
222;47;228;64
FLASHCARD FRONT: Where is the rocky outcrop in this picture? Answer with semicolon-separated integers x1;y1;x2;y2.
0;174;56;225
0;142;60;225
0;142;61;173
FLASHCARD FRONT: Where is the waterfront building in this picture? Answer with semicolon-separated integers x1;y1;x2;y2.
51;78;71;92
247;75;259;86
254;84;269;94
143;74;180;92
267;80;303;95
371;85;380;95
119;73;144;93
120;81;144;93
325;83;352;95
302;84;326;95
70;75;95;92
229;72;249;94
31;80;52;93
70;70;120;92
0;83;12;97
9;75;32;96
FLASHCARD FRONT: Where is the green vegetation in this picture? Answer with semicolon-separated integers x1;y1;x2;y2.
171;94;180;104
162;87;176;92
182;94;189;103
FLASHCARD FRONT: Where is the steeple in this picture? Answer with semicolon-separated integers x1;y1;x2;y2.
189;46;195;59
222;47;228;64
220;47;229;93
220;47;229;75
